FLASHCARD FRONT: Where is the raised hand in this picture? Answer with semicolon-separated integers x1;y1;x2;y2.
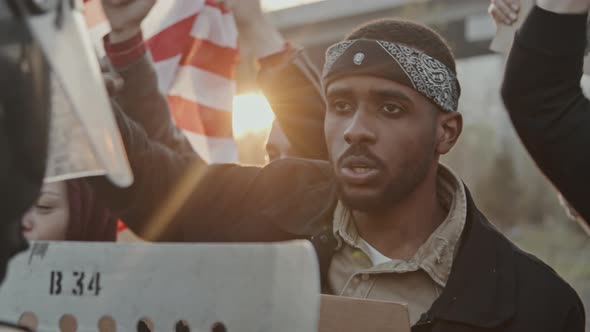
101;0;156;43
488;0;520;25
224;0;285;58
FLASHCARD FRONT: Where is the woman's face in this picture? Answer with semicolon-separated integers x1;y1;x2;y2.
21;182;69;241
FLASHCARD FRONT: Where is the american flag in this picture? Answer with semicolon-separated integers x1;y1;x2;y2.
84;0;239;164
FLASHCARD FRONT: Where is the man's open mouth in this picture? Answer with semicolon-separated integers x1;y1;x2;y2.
339;155;381;184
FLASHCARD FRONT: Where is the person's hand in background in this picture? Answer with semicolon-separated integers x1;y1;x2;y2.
102;0;156;43
225;0;286;58
488;0;520;25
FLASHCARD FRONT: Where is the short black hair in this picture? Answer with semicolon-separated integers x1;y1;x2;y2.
346;18;456;74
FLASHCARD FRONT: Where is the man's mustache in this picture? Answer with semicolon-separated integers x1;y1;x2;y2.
337;144;385;169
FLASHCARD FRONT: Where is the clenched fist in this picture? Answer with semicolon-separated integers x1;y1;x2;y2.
102;0;156;43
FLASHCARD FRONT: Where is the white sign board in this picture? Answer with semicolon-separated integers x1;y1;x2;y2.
0;241;320;332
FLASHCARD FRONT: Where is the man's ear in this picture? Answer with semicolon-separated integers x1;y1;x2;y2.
436;112;462;155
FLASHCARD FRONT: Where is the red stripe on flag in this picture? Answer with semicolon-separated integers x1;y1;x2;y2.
117;220;127;232
146;14;197;62
168;96;234;138
180;38;239;79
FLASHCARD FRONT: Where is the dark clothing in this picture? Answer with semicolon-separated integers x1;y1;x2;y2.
93;52;585;331
0;53;49;231
502;6;590;224
0;52;49;281
258;49;328;160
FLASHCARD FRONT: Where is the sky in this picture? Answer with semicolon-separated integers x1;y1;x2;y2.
261;0;325;11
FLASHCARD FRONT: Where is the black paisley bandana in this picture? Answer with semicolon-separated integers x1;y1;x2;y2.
323;39;460;113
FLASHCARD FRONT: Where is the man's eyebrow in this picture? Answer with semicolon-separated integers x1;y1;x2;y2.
326;87;354;98
370;88;413;104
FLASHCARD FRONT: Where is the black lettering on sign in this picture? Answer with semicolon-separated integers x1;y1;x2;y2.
72;271;84;295
50;271;63;295
49;271;102;296
88;272;101;296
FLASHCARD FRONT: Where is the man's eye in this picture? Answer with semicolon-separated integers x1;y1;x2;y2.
331;101;353;113
381;103;404;115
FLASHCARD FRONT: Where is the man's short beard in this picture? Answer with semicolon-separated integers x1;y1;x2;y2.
337;157;433;213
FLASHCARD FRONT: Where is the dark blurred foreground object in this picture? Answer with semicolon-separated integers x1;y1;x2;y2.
501;3;590;230
1;0;130;293
0;0;54;287
0;1;49;329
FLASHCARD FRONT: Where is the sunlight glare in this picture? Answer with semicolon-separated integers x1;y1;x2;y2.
232;93;275;138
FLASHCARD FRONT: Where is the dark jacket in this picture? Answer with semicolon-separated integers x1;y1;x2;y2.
257;48;328;160
502;6;590;225
93;51;585;331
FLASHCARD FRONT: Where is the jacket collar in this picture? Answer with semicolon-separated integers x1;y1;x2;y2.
310;182;520;327
428;185;517;328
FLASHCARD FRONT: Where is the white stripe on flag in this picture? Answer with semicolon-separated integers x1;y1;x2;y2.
182;130;238;164
152;55;182;92
191;5;238;49
168;65;236;112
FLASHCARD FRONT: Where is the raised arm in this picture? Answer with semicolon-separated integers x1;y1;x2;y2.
500;0;590;223
258;49;328;160
231;0;328;160
102;0;194;154
91;0;334;243
93;95;333;243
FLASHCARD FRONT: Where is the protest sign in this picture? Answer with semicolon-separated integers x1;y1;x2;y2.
0;241;320;331
319;295;410;332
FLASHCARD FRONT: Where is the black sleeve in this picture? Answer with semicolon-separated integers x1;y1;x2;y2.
112;54;194;154
91;104;331;242
561;298;586;332
88;104;199;240
258;50;328;160
89;104;264;242
501;6;590;223
100;53;252;239
93;48;333;242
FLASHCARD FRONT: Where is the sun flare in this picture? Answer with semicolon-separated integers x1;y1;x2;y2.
232;93;275;138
